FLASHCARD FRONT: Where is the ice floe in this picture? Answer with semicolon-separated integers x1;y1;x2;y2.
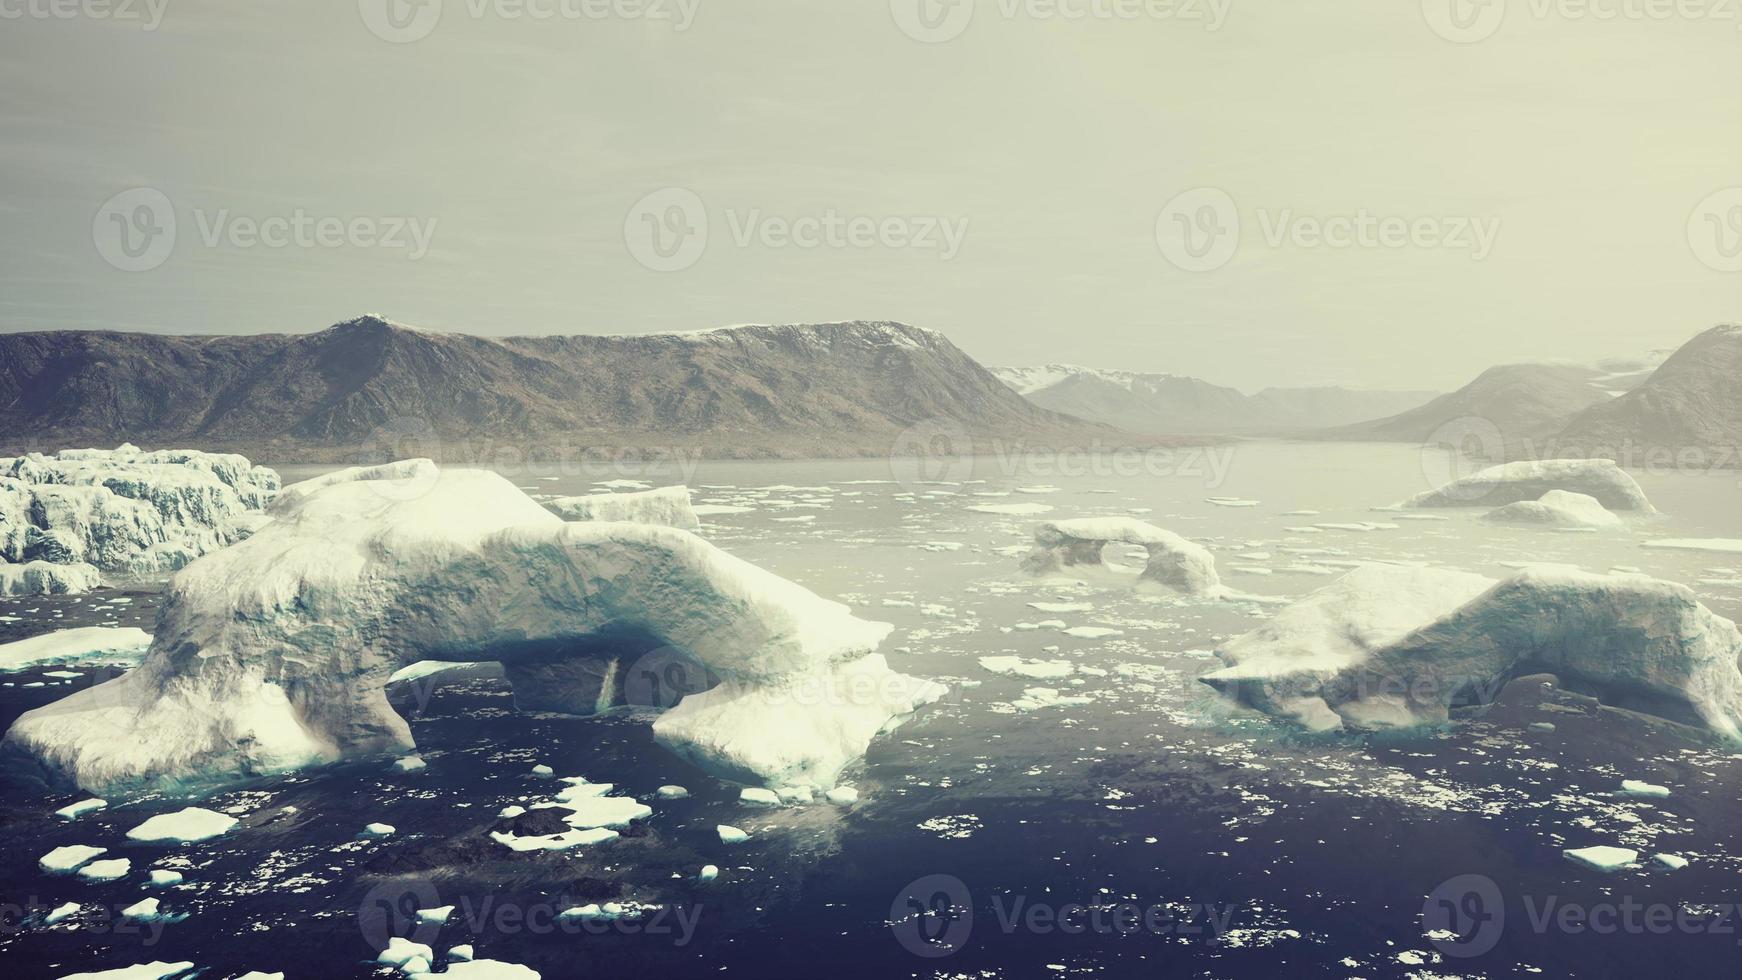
126;807;238;843
1403;458;1655;512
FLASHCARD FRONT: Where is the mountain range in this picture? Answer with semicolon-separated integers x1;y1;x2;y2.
992;365;1438;435
0;316;1109;460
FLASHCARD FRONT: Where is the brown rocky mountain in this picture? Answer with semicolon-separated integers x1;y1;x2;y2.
0;316;1113;460
1553;324;1742;465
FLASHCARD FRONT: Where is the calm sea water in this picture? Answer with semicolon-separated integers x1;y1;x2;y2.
2;443;1740;979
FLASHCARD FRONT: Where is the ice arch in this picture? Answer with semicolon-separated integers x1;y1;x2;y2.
4;461;941;794
1020;517;1222;596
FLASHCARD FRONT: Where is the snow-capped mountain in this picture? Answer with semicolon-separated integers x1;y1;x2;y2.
0;316;1101;458
992;365;1438;435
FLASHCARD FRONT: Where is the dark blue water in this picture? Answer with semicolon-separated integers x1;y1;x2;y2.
3;447;1741;978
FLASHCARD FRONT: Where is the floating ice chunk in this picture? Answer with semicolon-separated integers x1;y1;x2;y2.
1021;518;1221;596
655;785;689;799
692;504;755;516
402;959;432;975
234;971;283;979
978;656;1074;680
55;798;107;821
739;787;782;806
1642;539;1742;555
77;858;130;881
0;560;102;598
149;869;183;887
1061;626;1123;639
1484;490;1621;529
1563;845;1638;873
408;961;540;980
553;795;652;829
126;807;238;844
717;824;750;843
698;864;719;882
968;503;1054;516
489;827;617;852
498;805;526;819
1528;722;1556;733
1654;853;1689;869
44;901;80;924
1403;459;1655;512
120;898;163;921
1012;687;1094;711
415;906;454;925
393;756;427;773
825;786;859;805
1206;498;1260;508
530;764;554;778
40;844;105;873
0;627;152;671
448;945;475;961
54;962;196;980
362;823;396;837
545;486;698;530
1027;601;1092;613
377;937;435;968
1620;779;1670;799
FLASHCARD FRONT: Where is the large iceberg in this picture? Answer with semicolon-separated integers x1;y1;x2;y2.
542;485;699;529
1201;565;1742;736
1020;517;1221;596
1481;490;1621;529
2;462;939;793
1401;459;1654;512
0;445;279;594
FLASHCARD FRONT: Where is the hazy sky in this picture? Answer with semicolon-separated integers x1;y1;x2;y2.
1;0;1737;391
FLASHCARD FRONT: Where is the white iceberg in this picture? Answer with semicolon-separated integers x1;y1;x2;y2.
44;901;80;925
54;797;108;820
377;937;434;968
1202;565;1742;736
1563;845;1638;873
1403;459;1654;512
149;869;184;886
1482;490;1622;529
717;824;749;843
77;857;130;881
55;962;196;980
1020;517;1221;596
4;462;940;794
40;843;106;873
543;485;699;530
739;787;782;806
655;785;689;799
0;627;153;672
126;806;238;843
0;560;102;597
1619;779;1670;799
0;445;279;595
363;823;396;837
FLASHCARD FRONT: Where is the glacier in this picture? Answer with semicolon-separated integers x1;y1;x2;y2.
1;460;940;794
0;445;279;595
1201;565;1742;736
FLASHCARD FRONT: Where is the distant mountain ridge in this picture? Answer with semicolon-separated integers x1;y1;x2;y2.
1317;363;1615;445
992;364;1439;435
0;316;1113;460
1555;325;1742;465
